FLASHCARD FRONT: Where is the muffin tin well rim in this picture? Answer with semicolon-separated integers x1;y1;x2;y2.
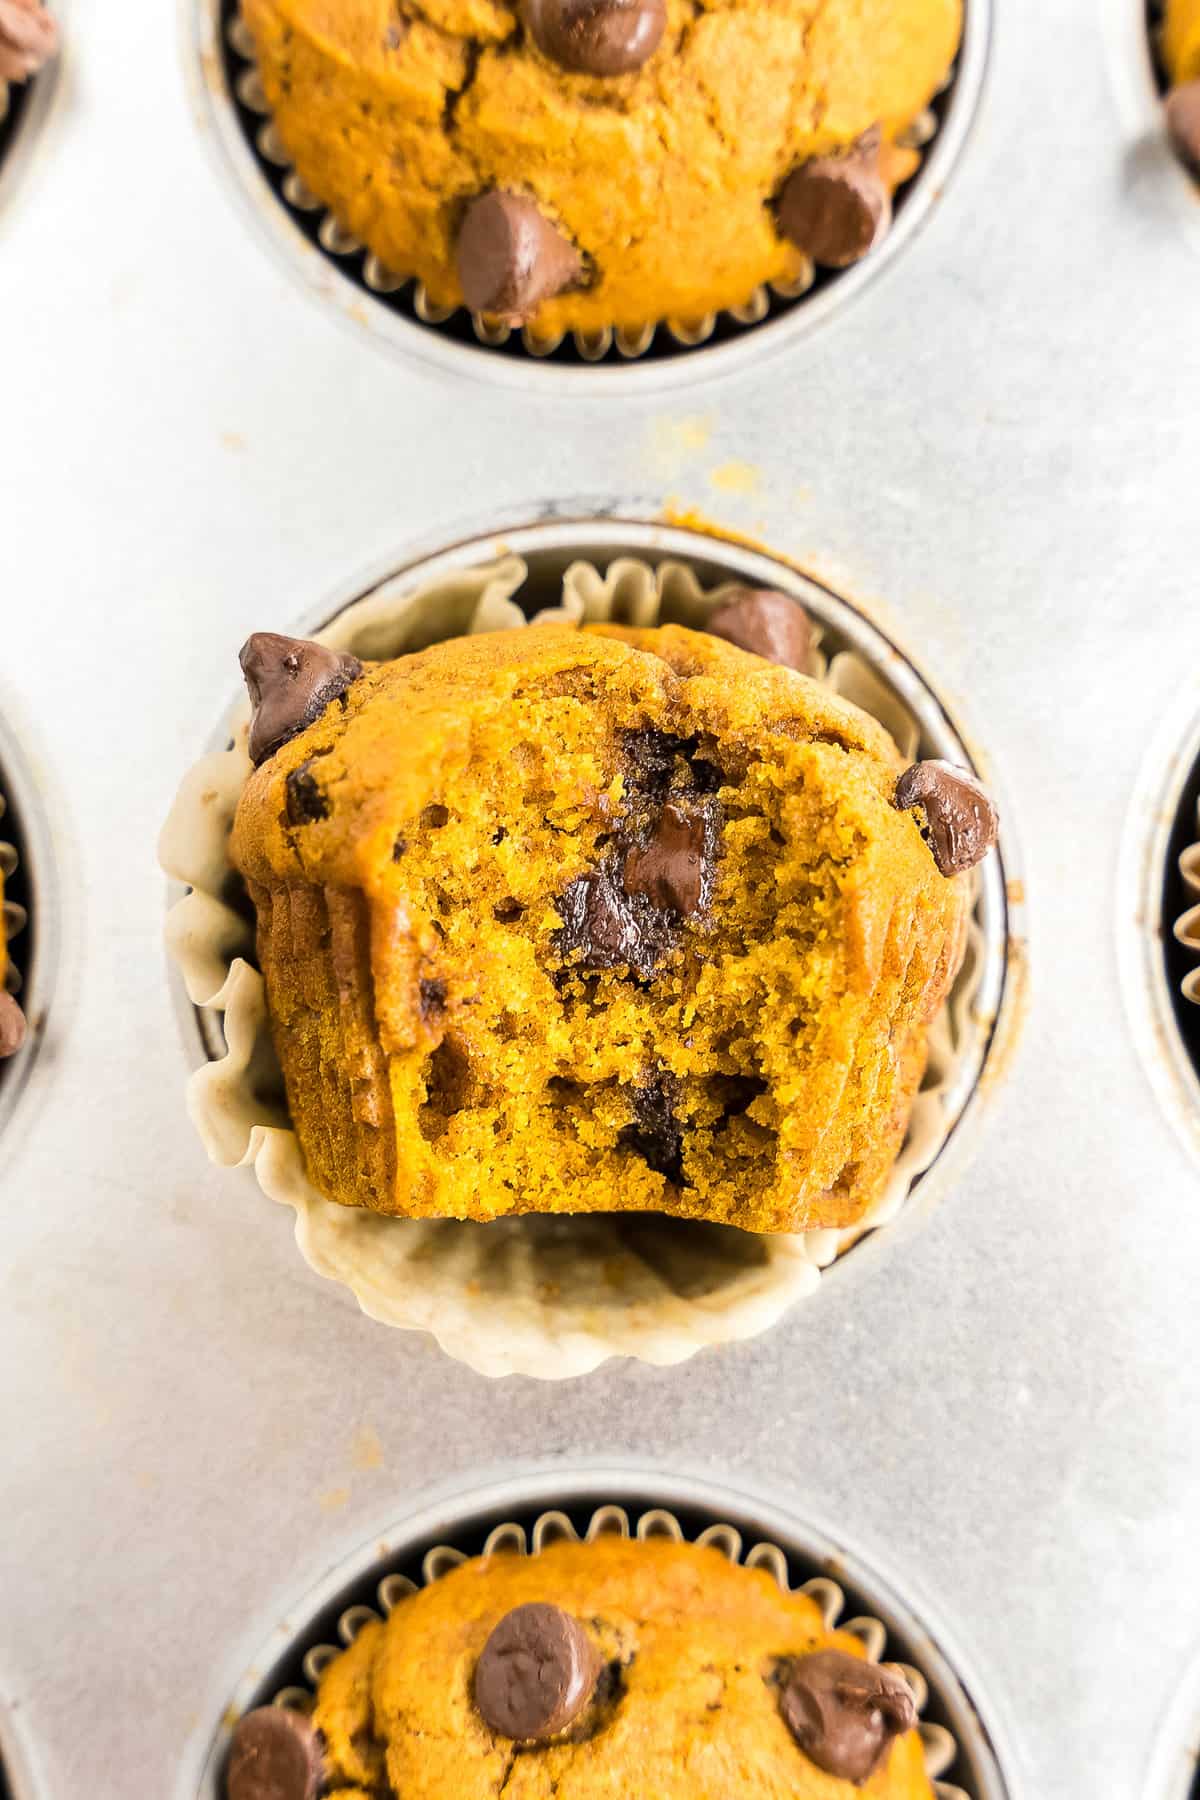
181;0;993;394
164;504;1024;1315
0;6;64;223
0;701;60;1146
176;1460;1022;1800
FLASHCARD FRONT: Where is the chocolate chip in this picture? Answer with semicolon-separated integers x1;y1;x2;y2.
456;191;583;324
624;801;710;916
422;804;450;829
1167;81;1200;178
226;1706;324;1800
778;131;891;269
557;856;677;976
392;836;408;861
619;1070;684;1182
474;1603;600;1741
0;989;26;1058
240;633;363;768
419;977;447;1021
285;762;328;826
706;588;813;671
780;1650;915;1786
894;760;998;877
524;0;665;74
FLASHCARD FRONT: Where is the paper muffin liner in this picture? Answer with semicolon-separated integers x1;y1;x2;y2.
161;550;992;1379
218;4;956;369
211;1501;973;1800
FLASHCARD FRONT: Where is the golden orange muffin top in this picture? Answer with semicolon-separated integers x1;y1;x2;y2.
229;614;992;1234
226;1536;937;1799
240;0;962;335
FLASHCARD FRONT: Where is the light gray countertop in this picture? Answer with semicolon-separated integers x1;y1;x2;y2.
1;0;1199;1794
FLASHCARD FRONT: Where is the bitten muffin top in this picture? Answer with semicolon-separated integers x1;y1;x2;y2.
240;0;961;335
226;1536;935;1799
230;613;993;1235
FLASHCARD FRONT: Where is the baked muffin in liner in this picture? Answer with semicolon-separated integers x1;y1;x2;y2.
161;542;1001;1378
198;1492;993;1800
197;0;985;378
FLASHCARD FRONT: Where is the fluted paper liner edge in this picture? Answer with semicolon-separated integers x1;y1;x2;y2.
160;554;989;1380
217;1501;970;1800
222;10;947;367
1173;796;1200;1003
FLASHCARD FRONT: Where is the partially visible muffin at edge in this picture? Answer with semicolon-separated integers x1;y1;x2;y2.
0;838;25;1060
228;612;996;1234
1164;0;1200;175
225;1536;935;1799
238;0;963;337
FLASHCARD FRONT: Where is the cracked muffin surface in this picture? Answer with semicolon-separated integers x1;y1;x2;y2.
238;0;962;335
307;1536;934;1798
229;619;972;1235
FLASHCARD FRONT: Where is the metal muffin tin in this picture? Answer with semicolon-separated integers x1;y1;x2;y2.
179;1463;1018;1800
170;508;1022;1307
183;0;991;391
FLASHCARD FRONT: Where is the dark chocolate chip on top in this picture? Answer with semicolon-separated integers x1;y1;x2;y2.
474;1603;601;1741
779;1649;916;1786
455;191;583;325
706;588;813;671
0;988;26;1058
524;0;666;75
239;632;363;768
894;759;998;877
777;128;891;269
226;1705;324;1800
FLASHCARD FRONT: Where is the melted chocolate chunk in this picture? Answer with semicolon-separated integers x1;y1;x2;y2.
225;1706;324;1800
624;801;713;917
284;762;328;826
619;1071;684;1184
556;857;680;977
780;1650;915;1785
474;1604;600;1741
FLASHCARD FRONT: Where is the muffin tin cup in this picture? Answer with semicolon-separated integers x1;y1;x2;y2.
1101;0;1200;248
161;508;1023;1380
179;1463;1017;1800
184;0;991;392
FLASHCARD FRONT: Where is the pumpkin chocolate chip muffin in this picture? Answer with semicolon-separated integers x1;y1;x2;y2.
228;600;996;1234
237;0;962;337
226;1537;933;1799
